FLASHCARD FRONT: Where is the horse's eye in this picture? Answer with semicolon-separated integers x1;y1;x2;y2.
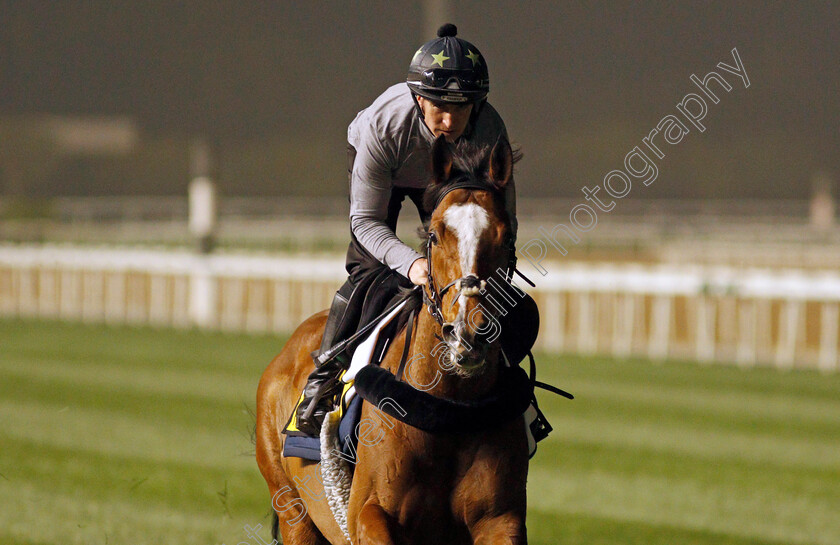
429;231;438;245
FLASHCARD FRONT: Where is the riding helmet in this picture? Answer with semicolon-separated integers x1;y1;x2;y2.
406;23;489;104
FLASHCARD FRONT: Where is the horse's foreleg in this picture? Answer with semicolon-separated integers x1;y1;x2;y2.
470;512;526;545
356;502;402;545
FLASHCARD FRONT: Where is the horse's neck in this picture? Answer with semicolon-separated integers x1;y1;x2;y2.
391;307;500;400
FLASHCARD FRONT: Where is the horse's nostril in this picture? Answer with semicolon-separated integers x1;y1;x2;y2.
442;323;456;340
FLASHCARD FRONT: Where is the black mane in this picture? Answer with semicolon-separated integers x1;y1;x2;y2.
422;139;521;214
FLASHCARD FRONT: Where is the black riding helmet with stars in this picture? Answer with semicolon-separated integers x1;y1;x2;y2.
407;23;490;112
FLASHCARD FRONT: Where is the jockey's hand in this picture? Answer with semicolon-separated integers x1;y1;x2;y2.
408;258;429;286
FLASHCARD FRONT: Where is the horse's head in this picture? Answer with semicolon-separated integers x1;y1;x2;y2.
423;134;518;376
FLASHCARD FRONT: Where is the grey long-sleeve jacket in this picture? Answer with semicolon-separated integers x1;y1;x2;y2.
348;83;517;278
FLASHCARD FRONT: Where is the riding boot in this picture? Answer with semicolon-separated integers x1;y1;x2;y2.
295;291;352;436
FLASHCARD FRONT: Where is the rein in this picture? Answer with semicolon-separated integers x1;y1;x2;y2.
423;231;462;325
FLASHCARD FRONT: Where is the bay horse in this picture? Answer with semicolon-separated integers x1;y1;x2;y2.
256;134;530;544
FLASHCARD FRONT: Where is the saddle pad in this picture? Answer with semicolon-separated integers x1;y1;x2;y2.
282;300;408;461
283;395;363;462
344;300;407;383
285;395;541;460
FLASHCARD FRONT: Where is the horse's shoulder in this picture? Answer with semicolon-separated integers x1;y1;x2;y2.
260;309;328;388
299;308;329;329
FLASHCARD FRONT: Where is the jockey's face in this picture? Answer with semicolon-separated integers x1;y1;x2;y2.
417;96;473;143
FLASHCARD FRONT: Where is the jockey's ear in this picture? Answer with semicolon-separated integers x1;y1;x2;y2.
431;134;452;185
488;136;513;189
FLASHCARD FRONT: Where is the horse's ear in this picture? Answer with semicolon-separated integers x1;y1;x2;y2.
488;137;513;189
431;134;452;185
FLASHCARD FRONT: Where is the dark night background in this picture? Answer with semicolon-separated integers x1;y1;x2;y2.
1;1;838;199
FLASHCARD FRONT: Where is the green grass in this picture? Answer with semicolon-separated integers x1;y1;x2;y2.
1;319;839;545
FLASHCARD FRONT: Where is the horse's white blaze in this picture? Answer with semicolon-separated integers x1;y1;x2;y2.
443;203;490;277
443;203;490;330
442;203;490;368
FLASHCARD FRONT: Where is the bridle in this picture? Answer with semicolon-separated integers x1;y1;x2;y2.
423;228;488;326
394;171;571;406
421;179;498;326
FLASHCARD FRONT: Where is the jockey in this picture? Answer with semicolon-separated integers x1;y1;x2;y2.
294;23;520;436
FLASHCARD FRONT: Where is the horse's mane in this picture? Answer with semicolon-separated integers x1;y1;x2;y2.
398;284;424;313
422;139;522;214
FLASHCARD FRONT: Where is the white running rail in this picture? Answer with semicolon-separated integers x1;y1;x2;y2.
1;244;838;372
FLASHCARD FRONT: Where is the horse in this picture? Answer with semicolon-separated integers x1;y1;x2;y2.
256;134;530;544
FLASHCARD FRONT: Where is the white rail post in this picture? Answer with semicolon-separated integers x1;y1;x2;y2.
736;299;757;367
696;296;716;362
220;277;245;331
172;275;190;327
17;268;37;317
719;295;737;363
613;292;635;357
105;271;126;323
186;139;220;329
59;269;79;319
649;295;672;360
543;291;565;352
125;272;147;324
82;270;105;321
246;279;268;332
0;269;11;315
188;139;217;255
577;292;596;354
755;299;772;364
189;261;218;329
38;269;57;318
149;274;169;326
610;292;621;357
819;302;838;372
775;299;800;369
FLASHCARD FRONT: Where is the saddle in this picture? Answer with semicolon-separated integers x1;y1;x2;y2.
282;298;412;461
282;291;571;462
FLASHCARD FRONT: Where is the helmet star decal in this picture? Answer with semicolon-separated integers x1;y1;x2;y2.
465;49;481;67
431;50;450;67
406;24;489;103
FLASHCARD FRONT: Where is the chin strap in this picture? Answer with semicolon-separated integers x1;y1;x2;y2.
410;90;426;119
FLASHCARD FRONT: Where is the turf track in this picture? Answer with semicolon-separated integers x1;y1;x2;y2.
1;319;838;545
